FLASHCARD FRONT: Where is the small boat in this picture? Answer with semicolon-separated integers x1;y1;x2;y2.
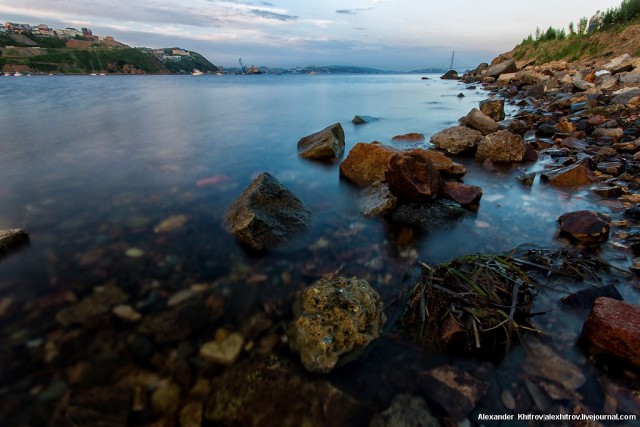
192;69;204;76
13;72;23;76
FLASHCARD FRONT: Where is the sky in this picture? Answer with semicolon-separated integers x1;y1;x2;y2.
1;0;624;71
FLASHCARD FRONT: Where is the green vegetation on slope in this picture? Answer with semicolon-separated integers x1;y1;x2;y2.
514;0;640;63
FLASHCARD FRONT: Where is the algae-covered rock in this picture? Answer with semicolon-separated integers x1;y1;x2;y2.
288;276;385;373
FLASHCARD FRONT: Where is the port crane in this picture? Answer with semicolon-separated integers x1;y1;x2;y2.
238;58;246;74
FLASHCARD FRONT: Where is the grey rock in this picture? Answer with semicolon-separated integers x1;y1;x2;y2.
486;59;517;78
620;73;640;84
391;201;465;232
459;108;500;135
573;79;594;91
352;115;379;124
612;88;640;105
297;123;345;160
360;181;398;217
440;70;458;80
288;276;385;373
224;172;311;251
430;125;483;155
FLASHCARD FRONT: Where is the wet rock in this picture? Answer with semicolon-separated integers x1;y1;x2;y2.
592;185;625;198
625;205;640;220
430;125;483;155
443;181;483;206
180;401;203;427
524;340;586;391
205;355;370;426
288;276;385;373
405;148;463;177
391;132;425;142
592;127;624;140
459;108;500;135
537;123;557;137
352;115;379;124
385;153;443;202
558;210;611;244
151;380;181;417
370;394;439;427
596;161;623;176
54;387;132;427
391;201;465;232
541;163;597;187
561;284;623;311
360;181;398;217
479;98;505;122
440;70;459;80
517;172;536;186
56;284;128;327
154;214;189;233
0;229;29;254
224;172;311;251
416;365;488;421
475;130;525;162
486;59;517;78
582;297;640;367
199;332;244;366
297;123;345;160
138;300;209;343
339;142;399;187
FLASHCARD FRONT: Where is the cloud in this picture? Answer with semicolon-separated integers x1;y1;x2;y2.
336;7;374;15
250;9;298;21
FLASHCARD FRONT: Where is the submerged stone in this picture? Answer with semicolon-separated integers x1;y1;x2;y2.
288;276;385;373
352;115;378;124
56;284;128;327
391;201;465;232
370;394;439;427
224;172;311;251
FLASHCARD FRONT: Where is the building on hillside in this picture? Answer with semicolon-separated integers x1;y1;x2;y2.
4;22;32;33
82;27;93;39
55;27;82;39
172;48;190;56
35;24;53;36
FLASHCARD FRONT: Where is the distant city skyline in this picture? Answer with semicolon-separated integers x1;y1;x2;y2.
1;1;623;71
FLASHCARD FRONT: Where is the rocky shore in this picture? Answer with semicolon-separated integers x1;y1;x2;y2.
2;51;640;427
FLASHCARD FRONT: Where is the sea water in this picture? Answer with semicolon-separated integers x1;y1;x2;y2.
0;74;636;424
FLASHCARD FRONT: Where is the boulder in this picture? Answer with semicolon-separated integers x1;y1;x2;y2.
288;276;385;373
352;115;378;125
416;365;488;421
430;125;483;155
224;173;311;251
459;108;500;135
370;394;439;427
297;123;345;160
558;210;611;244
582;297;640;367
391;132;425;142
479;99;505;122
0;229;29;254
405;148;463;177
360;181;398;217
339;142;399;187
440;70;459;80
475;130;525;162
541;163;597;187
612;88;640;105
603;54;632;70
443;182;483;206
391;201;465;232
486;59;517;78
385;153;443;202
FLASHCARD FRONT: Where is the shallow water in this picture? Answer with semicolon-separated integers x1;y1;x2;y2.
0;74;638;424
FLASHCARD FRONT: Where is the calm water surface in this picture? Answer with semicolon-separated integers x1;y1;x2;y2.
0;74;637;424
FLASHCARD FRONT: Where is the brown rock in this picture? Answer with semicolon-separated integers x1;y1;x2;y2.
224;172;311;251
297;123;345;160
479;99;505;122
558;210;611;243
596;162;623;176
391;132;425;142
443;182;482;206
582;297;640;367
556;120;576;133
486;59;518;78
541;163;597;187
592;127;624;140
430;125;483;155
339;142;399;187
416;365;488;421
360;181;398;217
0;229;29;253
405;148;452;173
475;130;525;162
385;153;443;202
459;108;500;135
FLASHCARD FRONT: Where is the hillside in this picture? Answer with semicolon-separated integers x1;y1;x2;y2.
0;33;218;74
512;22;640;65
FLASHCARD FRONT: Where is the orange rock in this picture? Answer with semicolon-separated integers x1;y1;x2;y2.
339;142;399;188
391;133;425;142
